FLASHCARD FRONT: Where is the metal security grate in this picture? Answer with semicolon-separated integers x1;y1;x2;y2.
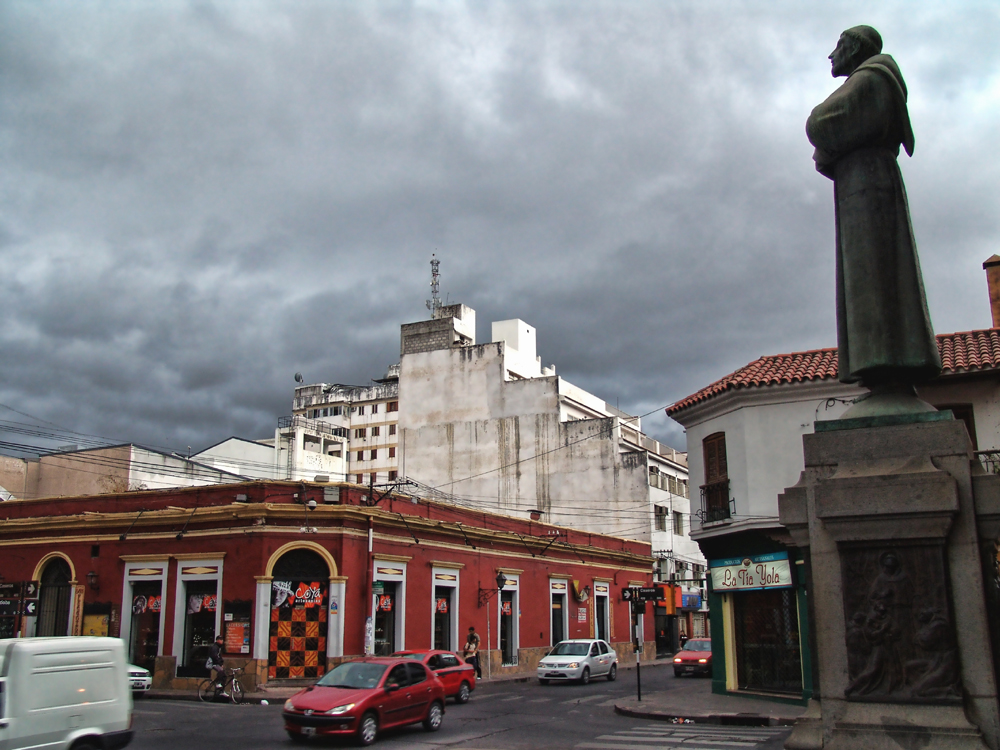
733;589;802;694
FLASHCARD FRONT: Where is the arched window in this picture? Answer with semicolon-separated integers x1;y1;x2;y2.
37;557;72;637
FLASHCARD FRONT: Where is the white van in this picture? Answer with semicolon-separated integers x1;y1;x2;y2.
0;636;133;750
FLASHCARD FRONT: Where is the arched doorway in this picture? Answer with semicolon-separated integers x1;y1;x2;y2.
36;557;72;637
269;548;329;679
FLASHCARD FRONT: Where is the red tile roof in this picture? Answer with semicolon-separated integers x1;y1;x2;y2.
667;328;1000;416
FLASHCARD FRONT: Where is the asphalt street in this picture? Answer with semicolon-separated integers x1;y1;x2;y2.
132;667;791;750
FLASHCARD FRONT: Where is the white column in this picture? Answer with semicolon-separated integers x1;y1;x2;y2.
253;579;271;660
327;579;346;658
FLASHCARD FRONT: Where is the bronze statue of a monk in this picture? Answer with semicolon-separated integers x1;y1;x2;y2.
806;26;941;388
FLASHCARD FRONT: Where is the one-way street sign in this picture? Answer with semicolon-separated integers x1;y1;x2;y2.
621;586;665;602
22;599;38;616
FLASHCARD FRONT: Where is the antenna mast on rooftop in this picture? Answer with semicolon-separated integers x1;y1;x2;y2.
426;254;443;318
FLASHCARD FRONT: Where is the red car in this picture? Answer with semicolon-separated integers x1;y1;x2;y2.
673;638;713;677
393;649;477;704
282;657;446;746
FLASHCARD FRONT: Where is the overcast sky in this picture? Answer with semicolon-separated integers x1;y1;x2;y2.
2;1;998;457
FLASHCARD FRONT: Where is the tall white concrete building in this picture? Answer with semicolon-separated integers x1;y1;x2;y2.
291;304;704;588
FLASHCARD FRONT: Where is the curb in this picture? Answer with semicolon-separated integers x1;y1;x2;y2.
613;703;798;727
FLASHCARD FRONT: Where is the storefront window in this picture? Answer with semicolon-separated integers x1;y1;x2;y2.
500;590;517;666
733;589;801;694
269;549;330;680
433;586;453;651
551;593;566;644
374;582;398;655
595;595;608;643
129;581;162;672
179;580;217;677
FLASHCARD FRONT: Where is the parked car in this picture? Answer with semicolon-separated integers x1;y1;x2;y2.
282;657;446;745
0;636;134;750
128;663;152;696
393;649;476;703
673;638;712;677
536;639;618;685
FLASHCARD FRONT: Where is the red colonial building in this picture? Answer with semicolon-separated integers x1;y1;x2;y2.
0;481;656;688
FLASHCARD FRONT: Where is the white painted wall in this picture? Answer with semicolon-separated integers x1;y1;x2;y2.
675;374;1000;531
127;447;245;490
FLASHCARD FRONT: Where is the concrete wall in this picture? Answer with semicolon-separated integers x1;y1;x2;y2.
0;455;30;500
33;445;134;498
399;342;653;540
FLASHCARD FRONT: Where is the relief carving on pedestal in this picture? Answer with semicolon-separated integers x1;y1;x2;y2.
840;544;960;703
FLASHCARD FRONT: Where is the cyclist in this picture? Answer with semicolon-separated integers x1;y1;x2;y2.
208;634;227;695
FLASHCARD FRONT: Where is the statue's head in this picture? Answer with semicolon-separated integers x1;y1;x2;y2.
829;25;882;77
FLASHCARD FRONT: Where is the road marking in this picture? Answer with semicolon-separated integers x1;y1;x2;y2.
499;694;525;702
596;698;619;706
561;693;607;704
576;725;789;750
527;697;552;703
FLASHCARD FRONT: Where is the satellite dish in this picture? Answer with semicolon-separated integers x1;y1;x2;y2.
294;373;304;383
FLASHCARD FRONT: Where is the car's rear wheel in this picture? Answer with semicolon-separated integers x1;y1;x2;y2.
357;712;379;746
538;678;549;685
580;667;590;685
456;681;471;703
423;700;444;731
607;664;617;682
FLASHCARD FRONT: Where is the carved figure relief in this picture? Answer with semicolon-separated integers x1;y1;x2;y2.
840;544;960;703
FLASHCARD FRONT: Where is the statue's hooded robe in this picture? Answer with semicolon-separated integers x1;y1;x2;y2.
806;54;941;385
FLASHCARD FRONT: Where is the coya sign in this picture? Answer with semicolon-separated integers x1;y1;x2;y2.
709;552;793;591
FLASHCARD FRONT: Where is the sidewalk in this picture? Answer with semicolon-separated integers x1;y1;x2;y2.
613;670;807;727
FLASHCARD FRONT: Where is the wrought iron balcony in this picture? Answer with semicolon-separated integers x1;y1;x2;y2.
976;449;1000;475
699;479;733;523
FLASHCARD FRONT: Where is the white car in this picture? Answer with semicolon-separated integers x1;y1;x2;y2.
128;663;152;695
537;639;618;685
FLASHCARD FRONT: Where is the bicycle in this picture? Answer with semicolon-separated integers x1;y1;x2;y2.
198;665;246;704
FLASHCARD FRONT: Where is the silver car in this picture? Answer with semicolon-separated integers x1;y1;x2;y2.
536;639;618;685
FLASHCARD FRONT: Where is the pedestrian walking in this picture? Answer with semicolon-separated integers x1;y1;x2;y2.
464;626;482;678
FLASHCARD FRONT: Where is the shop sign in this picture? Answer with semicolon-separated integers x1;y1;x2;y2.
577;607;587;622
709;552;792;591
225;621;250;654
377;595;393;612
372;582;385;595
681;594;702;609
132;594;161;614
295;582;323;607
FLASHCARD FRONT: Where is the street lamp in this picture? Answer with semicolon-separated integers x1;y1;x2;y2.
478;572;508;607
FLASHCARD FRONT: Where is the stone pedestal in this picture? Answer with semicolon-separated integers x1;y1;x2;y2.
779;419;1000;749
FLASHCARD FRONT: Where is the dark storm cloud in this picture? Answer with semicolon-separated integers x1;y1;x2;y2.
1;1;998;455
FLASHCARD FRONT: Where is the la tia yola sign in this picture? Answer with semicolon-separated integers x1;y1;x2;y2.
709;552;793;591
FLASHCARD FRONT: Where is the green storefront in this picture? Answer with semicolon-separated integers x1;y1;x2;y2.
703;535;814;705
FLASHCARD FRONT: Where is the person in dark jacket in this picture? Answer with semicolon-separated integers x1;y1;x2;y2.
209;634;227;693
